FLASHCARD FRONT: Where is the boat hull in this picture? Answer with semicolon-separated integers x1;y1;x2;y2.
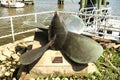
1;2;25;8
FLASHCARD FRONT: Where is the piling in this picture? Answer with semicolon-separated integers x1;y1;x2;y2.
79;0;108;10
17;0;34;5
79;0;86;12
80;0;86;9
97;0;102;9
103;0;107;6
58;0;64;5
58;4;64;10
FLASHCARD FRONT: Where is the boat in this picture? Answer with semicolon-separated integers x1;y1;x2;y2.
1;0;25;8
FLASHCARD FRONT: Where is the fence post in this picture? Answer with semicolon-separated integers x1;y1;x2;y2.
10;17;15;42
35;13;37;23
34;13;38;31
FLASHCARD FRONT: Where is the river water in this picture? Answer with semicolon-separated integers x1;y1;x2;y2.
0;0;120;17
0;0;80;17
0;0;120;45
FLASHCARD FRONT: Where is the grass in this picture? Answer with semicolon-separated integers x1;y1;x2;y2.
96;49;120;80
84;49;120;80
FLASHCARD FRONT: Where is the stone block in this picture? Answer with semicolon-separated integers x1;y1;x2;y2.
28;49;98;78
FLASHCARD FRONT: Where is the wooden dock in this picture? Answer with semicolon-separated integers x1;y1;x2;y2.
16;0;34;5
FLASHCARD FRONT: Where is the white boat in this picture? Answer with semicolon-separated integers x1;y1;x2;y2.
1;0;25;8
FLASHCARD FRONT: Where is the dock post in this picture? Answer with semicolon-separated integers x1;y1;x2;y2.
22;0;24;3
10;17;15;42
58;0;64;5
58;4;64;10
79;0;86;12
103;0;107;6
97;0;102;9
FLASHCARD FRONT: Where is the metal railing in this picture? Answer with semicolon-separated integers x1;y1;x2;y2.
0;10;120;45
0;11;55;42
79;7;120;40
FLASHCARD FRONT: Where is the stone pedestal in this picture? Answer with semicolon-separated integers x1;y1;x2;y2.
28;50;98;78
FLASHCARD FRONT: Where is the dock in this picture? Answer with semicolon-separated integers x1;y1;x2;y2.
17;0;34;5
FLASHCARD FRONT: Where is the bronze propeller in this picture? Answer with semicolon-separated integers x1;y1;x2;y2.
20;11;103;65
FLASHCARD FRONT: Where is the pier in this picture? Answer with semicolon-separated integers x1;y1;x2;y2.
17;0;34;5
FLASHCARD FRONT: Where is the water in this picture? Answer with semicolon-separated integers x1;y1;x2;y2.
0;0;80;17
0;0;120;17
108;0;120;16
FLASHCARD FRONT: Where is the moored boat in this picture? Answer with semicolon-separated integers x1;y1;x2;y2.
1;0;25;8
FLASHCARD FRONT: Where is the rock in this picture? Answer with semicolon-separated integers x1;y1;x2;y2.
113;44;120;49
0;46;5;51
0;50;2;54
64;78;69;80
53;77;60;80
87;63;99;73
12;61;17;65
22;74;35;80
11;54;20;61
0;54;7;61
0;36;34;79
22;36;34;42
105;43;116;49
10;69;15;72
6;43;16;51
70;78;73;80
2;48;13;58
12;78;17;80
5;62;11;66
0;71;4;77
0;65;5;77
5;72;10;76
117;46;120;52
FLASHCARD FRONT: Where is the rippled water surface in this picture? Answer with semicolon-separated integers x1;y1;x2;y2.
0;0;119;17
0;0;80;17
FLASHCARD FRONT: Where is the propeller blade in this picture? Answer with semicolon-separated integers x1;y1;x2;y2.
23;21;49;30
19;37;55;65
62;32;103;63
49;11;67;49
63;15;85;34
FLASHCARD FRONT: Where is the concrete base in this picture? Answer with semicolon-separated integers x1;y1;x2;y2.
29;50;98;78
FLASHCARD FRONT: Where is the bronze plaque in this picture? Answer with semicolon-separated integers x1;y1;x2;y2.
52;57;63;63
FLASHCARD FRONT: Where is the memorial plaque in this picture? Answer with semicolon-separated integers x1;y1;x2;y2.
52;56;63;63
